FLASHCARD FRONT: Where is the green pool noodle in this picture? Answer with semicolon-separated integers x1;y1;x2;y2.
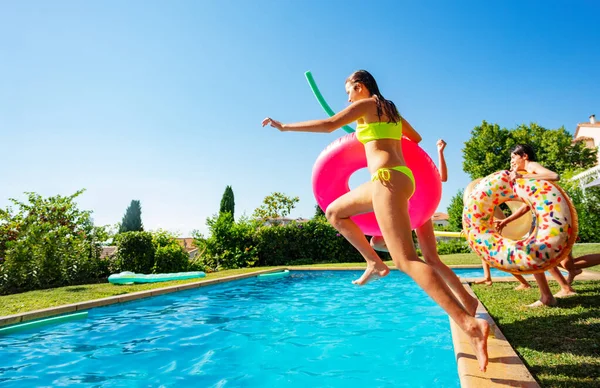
257;270;290;280
304;71;355;134
0;311;88;335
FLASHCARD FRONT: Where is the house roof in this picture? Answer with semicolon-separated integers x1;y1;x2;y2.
574;122;600;139
176;238;197;252
100;246;117;259
572;136;596;145
264;217;310;223
432;212;449;221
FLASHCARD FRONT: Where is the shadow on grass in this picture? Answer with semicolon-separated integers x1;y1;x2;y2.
486;282;600;385
529;363;600;388
65;287;89;293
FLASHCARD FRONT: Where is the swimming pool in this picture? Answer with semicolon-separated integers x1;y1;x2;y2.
0;271;460;387
452;267;568;279
453;267;515;278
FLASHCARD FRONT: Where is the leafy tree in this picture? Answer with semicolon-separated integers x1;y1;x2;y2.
314;204;326;219
555;170;600;243
446;189;464;232
253;192;299;220
463;121;597;179
119;200;143;233
219;185;235;218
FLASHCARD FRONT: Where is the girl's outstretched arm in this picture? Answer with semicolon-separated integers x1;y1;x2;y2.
262;99;374;133
511;162;560;181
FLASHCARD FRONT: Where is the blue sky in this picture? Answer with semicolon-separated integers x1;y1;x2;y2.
1;0;599;236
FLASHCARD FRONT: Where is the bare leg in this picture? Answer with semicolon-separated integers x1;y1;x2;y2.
474;261;493;286
372;227;479;317
549;267;577;298
371;171;488;372
559;253;582;285
512;274;531;290
325;181;389;285
527;272;557;308
571;253;600;269
416;221;479;316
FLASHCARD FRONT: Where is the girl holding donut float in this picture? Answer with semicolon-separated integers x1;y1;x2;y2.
263;70;489;371
463;144;578;307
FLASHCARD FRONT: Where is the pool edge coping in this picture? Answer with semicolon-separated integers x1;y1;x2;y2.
450;283;540;388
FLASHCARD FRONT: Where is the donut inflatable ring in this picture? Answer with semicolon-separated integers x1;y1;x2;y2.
312;132;442;235
463;177;533;240
462;170;578;274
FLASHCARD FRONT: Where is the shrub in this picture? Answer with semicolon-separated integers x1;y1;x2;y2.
434;238;472;255
114;231;155;274
0;191;110;295
154;244;189;273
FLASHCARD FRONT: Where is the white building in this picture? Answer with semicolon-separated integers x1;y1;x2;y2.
572;114;600;188
432;212;449;228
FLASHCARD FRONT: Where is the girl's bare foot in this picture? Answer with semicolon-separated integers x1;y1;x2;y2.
466;318;489;372
554;289;577;298
474;279;493;286
514;284;531;291
352;264;390;285
526;298;557;308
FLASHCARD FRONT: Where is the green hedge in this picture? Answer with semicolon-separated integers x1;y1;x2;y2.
255;220;365;266
0;190;191;295
194;215;377;270
113;230;191;274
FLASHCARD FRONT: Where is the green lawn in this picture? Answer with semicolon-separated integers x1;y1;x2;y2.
473;281;600;388
0;267;280;316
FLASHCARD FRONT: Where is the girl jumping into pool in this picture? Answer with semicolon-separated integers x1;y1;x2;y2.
370;139;480;317
263;70;489;371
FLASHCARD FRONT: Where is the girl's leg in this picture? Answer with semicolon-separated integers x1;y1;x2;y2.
325;182;389;284
512;274;531;290
572;253;600;269
474;261;493;286
559;253;582;285
416;221;479;316
371;171;489;372
528;272;557;308
372;228;479;317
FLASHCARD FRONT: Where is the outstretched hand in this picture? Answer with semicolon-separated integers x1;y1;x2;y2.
262;117;285;131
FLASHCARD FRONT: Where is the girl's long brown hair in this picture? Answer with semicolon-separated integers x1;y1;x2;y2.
346;70;401;123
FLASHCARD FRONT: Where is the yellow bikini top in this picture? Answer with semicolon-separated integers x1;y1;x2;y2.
356;121;402;144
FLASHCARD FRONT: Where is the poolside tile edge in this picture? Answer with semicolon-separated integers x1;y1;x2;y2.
450;284;540;388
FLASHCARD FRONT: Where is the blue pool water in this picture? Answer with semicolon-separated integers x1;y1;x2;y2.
0;271;460;387
453;267;515;278
452;267;568;278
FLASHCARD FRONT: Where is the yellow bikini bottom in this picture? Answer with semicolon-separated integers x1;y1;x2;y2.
371;166;415;198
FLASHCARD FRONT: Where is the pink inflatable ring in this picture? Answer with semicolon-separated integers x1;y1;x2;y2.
312;133;442;236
